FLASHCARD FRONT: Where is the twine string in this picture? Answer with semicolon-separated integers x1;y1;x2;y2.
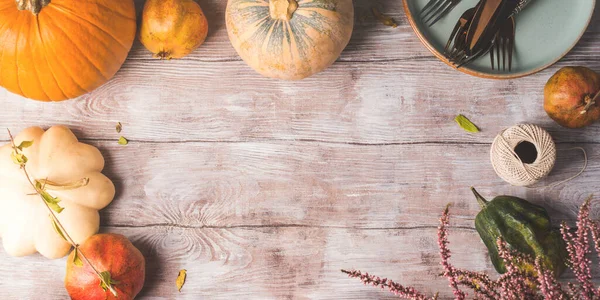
491;124;587;187
544;147;587;189
491;124;557;187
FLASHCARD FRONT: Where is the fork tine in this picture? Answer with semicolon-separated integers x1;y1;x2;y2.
504;38;508;71
445;21;462;54
426;0;457;26
454;48;478;67
508;35;514;72
450;50;465;62
420;0;445;20
496;39;501;71
508;19;515;72
490;41;495;70
423;0;452;26
456;44;492;69
420;0;441;17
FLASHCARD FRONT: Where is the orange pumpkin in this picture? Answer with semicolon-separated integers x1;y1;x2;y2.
0;0;136;101
226;0;354;80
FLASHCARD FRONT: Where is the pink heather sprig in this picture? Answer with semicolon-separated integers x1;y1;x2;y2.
590;221;600;296
561;197;596;299
496;239;538;300
453;269;500;300
341;269;431;300
438;205;467;300
344;197;600;299
535;257;567;300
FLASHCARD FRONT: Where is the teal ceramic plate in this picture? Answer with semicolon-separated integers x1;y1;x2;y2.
403;0;596;79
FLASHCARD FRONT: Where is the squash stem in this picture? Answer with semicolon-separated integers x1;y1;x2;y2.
471;187;488;208
154;51;172;60
269;0;298;21
16;0;50;15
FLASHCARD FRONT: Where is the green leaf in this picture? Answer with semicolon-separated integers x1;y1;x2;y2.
116;122;122;133
73;248;84;267
118;136;128;146
10;151;27;165
40;189;64;213
35;180;45;192
16;140;33;150
372;7;398;28
176;269;187;292
99;271;120;293
454;114;480;133
50;216;67;241
35;180;65;213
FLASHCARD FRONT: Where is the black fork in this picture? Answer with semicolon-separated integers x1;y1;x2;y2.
490;17;516;72
443;7;476;62
420;0;462;27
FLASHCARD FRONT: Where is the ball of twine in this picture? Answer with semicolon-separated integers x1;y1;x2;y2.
490;124;556;187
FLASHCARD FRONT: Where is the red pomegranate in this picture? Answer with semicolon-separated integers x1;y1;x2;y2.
65;234;145;300
544;66;600;128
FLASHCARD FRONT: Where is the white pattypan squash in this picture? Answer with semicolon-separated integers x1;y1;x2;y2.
0;126;115;259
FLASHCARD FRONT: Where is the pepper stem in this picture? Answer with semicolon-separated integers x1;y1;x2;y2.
16;0;50;15
471;187;488;208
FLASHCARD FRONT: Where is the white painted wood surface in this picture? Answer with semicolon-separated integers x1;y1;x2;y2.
1;0;600;298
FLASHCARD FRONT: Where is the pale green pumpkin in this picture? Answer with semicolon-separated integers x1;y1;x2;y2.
226;0;354;80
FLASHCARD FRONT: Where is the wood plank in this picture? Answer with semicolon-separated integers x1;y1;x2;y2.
3;226;598;299
0;1;599;299
72;141;595;229
3;58;600;144
1;2;600;145
0;226;521;299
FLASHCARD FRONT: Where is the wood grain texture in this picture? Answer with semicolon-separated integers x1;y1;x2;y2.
0;1;599;144
2;226;489;299
1;0;600;299
90;141;595;229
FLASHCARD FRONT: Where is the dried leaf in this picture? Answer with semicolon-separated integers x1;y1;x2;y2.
38;178;90;191
16;140;33;150
176;269;187;292
118;136;129;146
372;7;398;28
454;115;480;133
116;122;122;133
50;216;67;241
73;248;84;267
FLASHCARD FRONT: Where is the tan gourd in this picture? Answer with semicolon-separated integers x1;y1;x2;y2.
226;0;354;80
0;126;115;259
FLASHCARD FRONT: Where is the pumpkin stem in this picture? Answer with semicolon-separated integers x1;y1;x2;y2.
16;0;50;15
269;0;298;21
471;187;488;208
582;93;599;115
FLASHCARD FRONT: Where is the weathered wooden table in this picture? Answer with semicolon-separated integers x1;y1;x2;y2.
2;1;600;299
